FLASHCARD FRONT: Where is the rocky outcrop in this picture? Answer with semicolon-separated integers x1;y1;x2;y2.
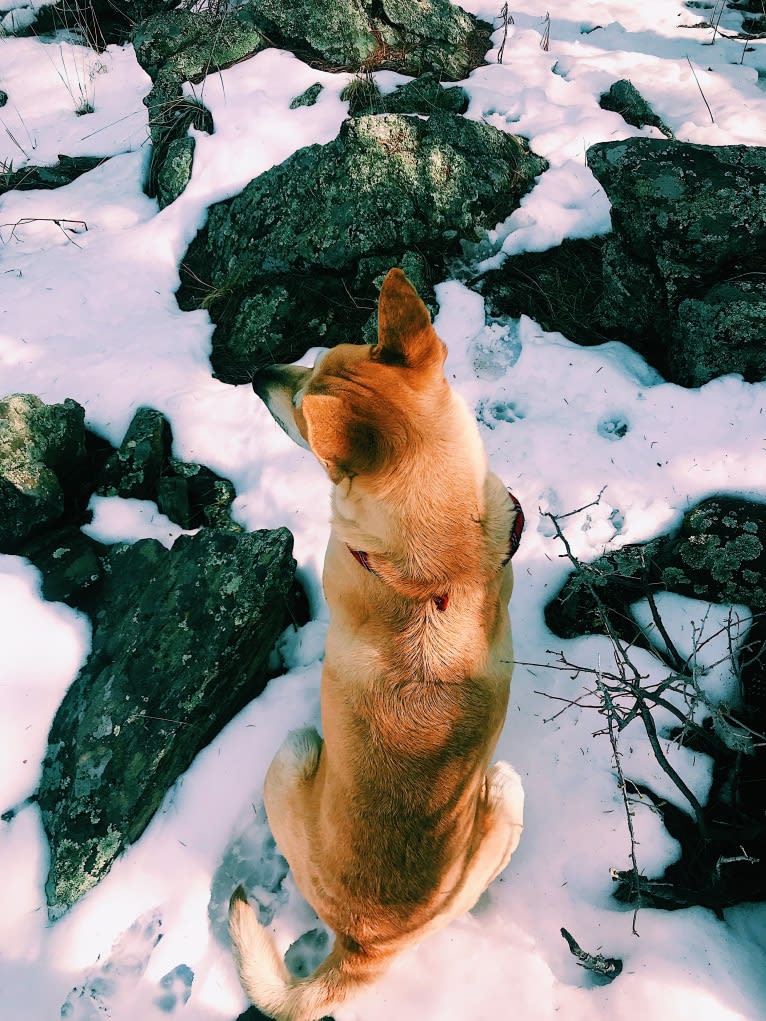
0;397;239;562
0;394;306;916
481;140;766;387
599;79;673;138
177;112;547;381
38;526;299;918
130;0;489;207
546;496;766;662
586;139;766;386
232;0;490;79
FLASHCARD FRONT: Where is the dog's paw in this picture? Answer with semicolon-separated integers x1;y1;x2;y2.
208;803;290;945
487;761;525;825
273;726;323;782
61;910;164;1019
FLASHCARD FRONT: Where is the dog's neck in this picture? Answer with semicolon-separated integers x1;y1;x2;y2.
346;487;524;611
328;392;523;606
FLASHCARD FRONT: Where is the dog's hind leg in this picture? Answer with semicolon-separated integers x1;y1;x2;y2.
413;762;524;942
267;727;324;785
482;760;525;884
262;728;324;900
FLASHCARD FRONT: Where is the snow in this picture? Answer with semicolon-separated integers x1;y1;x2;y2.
1;2;766;1019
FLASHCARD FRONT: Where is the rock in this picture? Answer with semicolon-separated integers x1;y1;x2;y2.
96;406;238;530
132;9;266;84
20;527;107;609
478;237;609;346
545;496;766;913
673;280;766;387
98;406;171;500
37;526;300;918
586;138;766;385
663;496;766;614
546;497;766;636
156;135;196;208
0;395;87;551
132;9;264;204
290;83;323;109
0;395;241;601
599;79;673;138
342;70;468;116
239;0;491;79
33;0;174;47
157;458;237;530
178;112;547;380
0;155;110;196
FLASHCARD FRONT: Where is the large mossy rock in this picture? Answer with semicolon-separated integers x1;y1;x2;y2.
235;0;490;79
178;112;547;381
586;139;766;386
38;526;299;918
0;395;88;551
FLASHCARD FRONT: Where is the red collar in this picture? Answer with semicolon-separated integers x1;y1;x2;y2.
347;488;524;613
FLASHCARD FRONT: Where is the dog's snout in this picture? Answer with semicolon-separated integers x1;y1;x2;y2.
251;364;284;398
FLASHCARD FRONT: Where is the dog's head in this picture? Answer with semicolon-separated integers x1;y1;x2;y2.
252;269;448;485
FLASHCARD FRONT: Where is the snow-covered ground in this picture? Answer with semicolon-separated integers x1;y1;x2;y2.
1;2;766;1018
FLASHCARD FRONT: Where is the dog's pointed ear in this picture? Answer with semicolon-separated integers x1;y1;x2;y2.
301;393;380;483
372;268;446;370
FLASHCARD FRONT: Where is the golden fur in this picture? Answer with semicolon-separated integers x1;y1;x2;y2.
229;269;524;1021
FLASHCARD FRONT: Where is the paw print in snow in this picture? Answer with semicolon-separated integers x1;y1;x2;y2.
285;928;331;978
154;964;194;1013
597;416;629;441
61;910;173;1019
477;398;526;430
209;802;289;946
609;508;625;533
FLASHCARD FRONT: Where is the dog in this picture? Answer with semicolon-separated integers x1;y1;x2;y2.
229;268;525;1021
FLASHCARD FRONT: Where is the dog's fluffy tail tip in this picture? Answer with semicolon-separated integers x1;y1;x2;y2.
230;884;249;909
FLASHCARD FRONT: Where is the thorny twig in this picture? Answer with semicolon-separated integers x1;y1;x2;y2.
596;659;642;935
543;501;710;834
0;217;88;246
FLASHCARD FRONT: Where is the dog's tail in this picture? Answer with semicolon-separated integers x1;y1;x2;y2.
228;886;387;1021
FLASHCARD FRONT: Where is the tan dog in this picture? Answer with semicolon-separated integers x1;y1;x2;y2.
229;269;525;1021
